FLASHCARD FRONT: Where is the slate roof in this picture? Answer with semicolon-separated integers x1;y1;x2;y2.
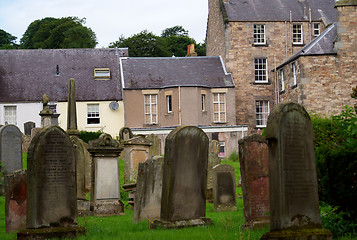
276;23;337;69
121;57;235;89
0;48;128;102
223;0;337;23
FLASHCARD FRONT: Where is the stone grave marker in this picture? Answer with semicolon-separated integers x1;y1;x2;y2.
119;127;134;144
146;134;162;157
133;156;164;223
18;126;85;239
0;125;23;174
150;126;212;229
238;134;270;229
5;169;27;233
206;140;221;201
88;133;124;216
212;164;237;212
260;102;332;240
24;122;35;136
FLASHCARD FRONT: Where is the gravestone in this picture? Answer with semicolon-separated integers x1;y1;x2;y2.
24;122;35;136
146;134;162;157
5;169;27;233
212;164;237;212
39;94;53;128
150;126;212;229
119;127;134;144
0;125;23;174
124;135;151;183
133;156;164;223
18;126;85;239
88;133;124;216
260;102;332;240
206;140;221;201
239;134;270;229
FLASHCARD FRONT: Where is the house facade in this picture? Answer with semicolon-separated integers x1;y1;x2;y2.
121;57;248;156
206;0;337;133
275;1;357;114
0;48;128;137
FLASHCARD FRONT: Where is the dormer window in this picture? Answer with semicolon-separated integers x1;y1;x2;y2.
94;68;110;80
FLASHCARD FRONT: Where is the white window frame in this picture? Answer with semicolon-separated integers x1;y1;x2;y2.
4;106;17;125
280;69;285;92
293;24;303;44
213;92;227;123
254;24;266;45
166;95;172;113
94;68;110;80
144;94;158;124
254;58;268;83
87;104;100;125
313;23;320;37
256;100;270;128
292;62;297;86
219;141;225;157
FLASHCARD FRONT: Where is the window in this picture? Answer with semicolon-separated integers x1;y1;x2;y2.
48;102;57;113
280;69;285;92
94;68;110;80
313;23;320;37
292;62;297;86
293;24;303;44
254;24;266;45
4;106;16;125
87;104;100;124
219;141;225;157
254;58;268;83
213;93;226;123
256;100;270;127
201;94;206;112
166;95;172;113
144;94;158;124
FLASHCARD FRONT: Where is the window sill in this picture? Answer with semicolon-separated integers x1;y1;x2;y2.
291;84;298;89
255;126;266;129
165;112;174;116
252;43;268;47
213;122;228;125
144;123;158;127
280;90;285;94
292;43;305;46
86;124;102;128
253;81;271;85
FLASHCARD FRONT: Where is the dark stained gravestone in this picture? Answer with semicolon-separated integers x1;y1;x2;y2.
0;125;23;175
18;126;85;239
133;156;164;223
212;164;237;212
24;122;35;136
151;126;212;229
261;102;332;240
238;134;269;229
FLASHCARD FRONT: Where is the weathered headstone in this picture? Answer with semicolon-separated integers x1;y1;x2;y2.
5;169;27;233
150;126;212;229
88;133;124;216
39;94;53;128
239;134;270;229
119;127;134;143
146;134;161;157
260;102;332;240
124;135;151;183
18;126;85;239
212;164;237;212
0;125;23;174
24;122;35;136
206;140;221;201
133;156;164;223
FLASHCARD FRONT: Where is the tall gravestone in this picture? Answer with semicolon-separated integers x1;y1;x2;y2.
133;156;164;223
18;126;85;239
212;164;237;212
24;122;35;136
150;126;212;229
88;133;124;216
206;140;221;201
239;134;270;229
0;125;23;174
260;102;332;240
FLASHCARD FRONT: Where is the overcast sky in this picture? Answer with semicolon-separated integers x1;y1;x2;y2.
0;0;208;47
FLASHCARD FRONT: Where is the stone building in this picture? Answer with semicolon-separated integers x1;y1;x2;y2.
206;0;337;133
275;0;357;115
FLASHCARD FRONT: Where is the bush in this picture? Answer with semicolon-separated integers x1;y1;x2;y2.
228;151;239;162
79;130;103;143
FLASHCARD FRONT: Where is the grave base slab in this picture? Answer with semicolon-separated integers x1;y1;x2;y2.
91;200;124;216
260;228;332;240
242;218;270;230
149;217;213;229
17;226;86;240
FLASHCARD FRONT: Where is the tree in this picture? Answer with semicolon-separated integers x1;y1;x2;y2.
161;25;188;38
109;30;171;57
0;29;18;49
20;17;97;49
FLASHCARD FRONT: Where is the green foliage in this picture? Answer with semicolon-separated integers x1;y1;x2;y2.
320;202;357;238
20;17;97;49
312;106;357;225
79;130;103;143
228;150;239;162
161;26;189;38
0;29;18;49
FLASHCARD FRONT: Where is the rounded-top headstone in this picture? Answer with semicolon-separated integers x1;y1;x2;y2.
0;125;23;174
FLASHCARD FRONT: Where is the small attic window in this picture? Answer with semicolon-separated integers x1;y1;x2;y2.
94;68;110;80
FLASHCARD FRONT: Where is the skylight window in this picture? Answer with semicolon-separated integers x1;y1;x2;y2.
94;68;110;80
